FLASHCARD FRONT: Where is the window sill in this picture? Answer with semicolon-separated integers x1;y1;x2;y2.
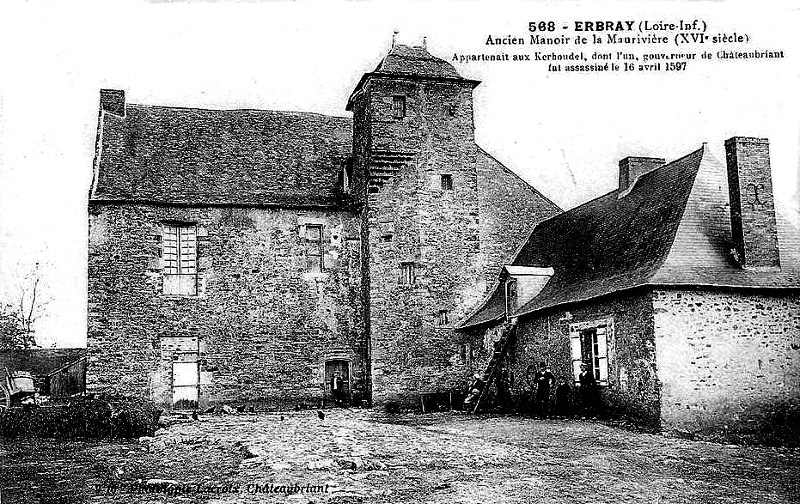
160;294;203;300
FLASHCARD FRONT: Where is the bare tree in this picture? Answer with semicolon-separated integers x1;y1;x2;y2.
0;262;48;350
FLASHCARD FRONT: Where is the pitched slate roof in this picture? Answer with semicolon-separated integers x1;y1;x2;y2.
373;44;463;79
91;105;353;207
459;146;800;328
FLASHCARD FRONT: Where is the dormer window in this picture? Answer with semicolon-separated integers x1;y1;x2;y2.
392;96;406;119
340;159;353;194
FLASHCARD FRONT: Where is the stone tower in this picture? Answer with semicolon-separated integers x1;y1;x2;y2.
346;43;483;405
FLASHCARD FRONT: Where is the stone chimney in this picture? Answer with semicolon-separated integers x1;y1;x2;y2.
100;89;125;117
725;137;780;269
618;156;665;193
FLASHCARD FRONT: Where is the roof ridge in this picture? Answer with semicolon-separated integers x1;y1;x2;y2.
477;146;563;213
126;103;353;120
534;145;707;231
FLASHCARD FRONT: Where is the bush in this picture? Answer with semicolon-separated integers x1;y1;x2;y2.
0;395;161;439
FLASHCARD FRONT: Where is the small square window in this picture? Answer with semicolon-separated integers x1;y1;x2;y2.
440;174;453;191
400;262;416;285
392;96;406;119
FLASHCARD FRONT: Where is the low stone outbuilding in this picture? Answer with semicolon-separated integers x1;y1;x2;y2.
459;138;800;434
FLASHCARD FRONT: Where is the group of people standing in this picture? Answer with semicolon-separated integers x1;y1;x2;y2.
464;360;601;416
531;361;600;417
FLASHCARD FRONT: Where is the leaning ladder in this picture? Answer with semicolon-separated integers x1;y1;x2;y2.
471;322;516;413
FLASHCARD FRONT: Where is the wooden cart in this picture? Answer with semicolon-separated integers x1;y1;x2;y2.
0;367;37;410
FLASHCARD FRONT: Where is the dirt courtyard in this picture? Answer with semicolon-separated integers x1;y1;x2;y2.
2;410;798;503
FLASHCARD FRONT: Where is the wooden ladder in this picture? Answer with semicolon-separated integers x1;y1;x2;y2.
471;322;516;413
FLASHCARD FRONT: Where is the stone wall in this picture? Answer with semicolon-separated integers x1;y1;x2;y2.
87;203;366;410
653;288;800;434
504;290;661;425
476;149;561;292
354;76;483;406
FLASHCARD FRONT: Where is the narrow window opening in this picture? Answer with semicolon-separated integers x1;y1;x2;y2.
440;174;453;191
400;262;416;285
392;96;406;119
458;342;472;364
305;224;324;272
438;309;449;326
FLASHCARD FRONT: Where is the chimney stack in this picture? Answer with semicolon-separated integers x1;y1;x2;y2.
619;156;665;193
724;136;780;269
100;89;125;117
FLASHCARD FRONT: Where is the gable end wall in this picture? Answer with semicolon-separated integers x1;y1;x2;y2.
653;288;800;434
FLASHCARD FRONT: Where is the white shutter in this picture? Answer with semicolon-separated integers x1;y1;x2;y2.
597;325;609;383
596;327;608;359
598;357;608;382
569;331;582;382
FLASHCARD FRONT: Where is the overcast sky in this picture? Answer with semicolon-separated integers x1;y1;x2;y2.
0;0;798;348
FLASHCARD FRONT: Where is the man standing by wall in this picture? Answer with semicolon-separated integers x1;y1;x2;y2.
533;362;555;417
330;372;344;407
579;363;598;417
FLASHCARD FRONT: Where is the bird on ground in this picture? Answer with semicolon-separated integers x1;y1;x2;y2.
317;411;325;420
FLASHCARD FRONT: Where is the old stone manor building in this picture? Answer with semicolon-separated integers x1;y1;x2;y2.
87;44;560;409
87;42;800;432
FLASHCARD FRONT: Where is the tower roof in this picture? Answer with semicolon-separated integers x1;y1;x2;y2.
374;44;463;79
346;44;478;110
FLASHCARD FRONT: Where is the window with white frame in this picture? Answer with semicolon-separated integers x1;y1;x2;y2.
569;319;611;385
305;224;324;272
162;223;197;296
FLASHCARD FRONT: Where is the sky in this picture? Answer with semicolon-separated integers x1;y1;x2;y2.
0;0;798;348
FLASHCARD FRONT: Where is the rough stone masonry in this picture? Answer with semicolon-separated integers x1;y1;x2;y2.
87;43;560;410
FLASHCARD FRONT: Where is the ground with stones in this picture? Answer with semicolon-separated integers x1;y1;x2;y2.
2;410;798;503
